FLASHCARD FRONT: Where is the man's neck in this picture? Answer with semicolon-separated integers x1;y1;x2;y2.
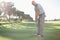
35;4;37;6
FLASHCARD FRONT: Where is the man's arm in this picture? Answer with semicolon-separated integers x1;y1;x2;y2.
35;8;40;22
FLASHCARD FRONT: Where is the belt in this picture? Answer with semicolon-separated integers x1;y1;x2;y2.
39;13;45;16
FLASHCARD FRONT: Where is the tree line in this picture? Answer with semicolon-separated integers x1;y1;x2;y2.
0;1;33;21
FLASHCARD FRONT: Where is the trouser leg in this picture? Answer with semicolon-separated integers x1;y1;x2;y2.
37;14;45;35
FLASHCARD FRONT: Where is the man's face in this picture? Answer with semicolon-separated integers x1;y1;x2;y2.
32;1;36;6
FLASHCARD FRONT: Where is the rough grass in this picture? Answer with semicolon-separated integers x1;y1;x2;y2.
0;21;60;40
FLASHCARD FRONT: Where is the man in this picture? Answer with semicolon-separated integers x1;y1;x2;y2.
32;1;45;37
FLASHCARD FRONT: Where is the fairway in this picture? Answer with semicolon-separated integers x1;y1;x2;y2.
0;21;60;40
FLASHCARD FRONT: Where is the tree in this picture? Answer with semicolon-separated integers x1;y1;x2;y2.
0;11;1;15
16;10;24;19
23;14;33;21
0;1;14;21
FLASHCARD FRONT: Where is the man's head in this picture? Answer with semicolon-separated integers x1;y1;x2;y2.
32;1;37;6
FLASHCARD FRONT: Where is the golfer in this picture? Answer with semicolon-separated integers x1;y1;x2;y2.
32;0;45;37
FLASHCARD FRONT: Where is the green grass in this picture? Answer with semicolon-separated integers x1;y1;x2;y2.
0;21;60;40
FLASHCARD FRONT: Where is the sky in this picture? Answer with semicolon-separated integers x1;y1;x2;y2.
0;0;60;20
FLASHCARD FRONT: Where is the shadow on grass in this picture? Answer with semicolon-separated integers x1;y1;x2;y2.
0;22;60;40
